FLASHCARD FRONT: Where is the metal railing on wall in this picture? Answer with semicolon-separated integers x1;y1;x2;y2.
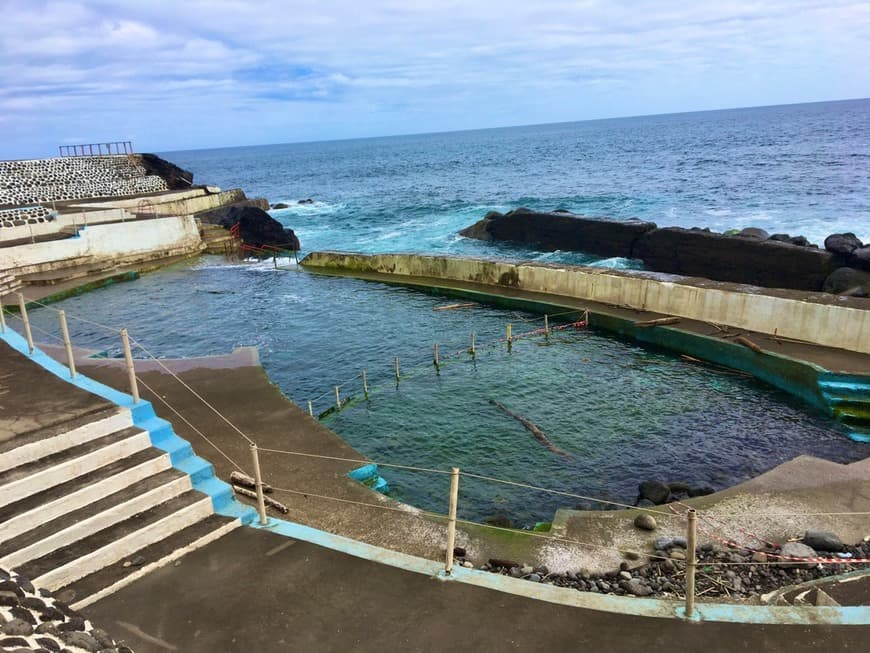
58;141;134;157
2;293;868;621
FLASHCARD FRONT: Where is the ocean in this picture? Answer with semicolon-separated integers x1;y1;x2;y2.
25;99;870;525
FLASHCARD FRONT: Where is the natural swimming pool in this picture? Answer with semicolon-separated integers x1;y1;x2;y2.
25;257;866;525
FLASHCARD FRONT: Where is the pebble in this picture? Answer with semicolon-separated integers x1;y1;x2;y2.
654;536;672;550
669;550;686;560
618;571;632;581
623;550;640;561
509;567;523;578
527;573;541;582
625;578;654;596
461;561;473;569
751;552;768;564
634;514;657;531
520;565;534;575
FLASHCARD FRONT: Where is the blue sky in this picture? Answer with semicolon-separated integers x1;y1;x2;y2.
2;0;868;158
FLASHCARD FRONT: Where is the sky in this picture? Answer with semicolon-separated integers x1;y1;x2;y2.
1;0;869;158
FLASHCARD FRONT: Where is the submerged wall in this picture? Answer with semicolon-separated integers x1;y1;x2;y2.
302;252;870;355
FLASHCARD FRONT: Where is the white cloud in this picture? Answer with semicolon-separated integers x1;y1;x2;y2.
1;0;868;156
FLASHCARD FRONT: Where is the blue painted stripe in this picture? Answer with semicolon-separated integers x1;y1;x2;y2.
0;327;257;525
248;514;870;625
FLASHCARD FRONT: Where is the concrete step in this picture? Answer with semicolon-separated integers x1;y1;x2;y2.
64;513;241;610
0;405;132;473
16;490;214;590
0;447;171;541
0;427;151;508
0;467;190;567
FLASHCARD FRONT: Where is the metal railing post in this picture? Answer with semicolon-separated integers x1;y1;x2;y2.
470;331;475;358
17;293;34;354
0;298;6;333
445;467;460;574
362;369;368;397
433;343;440;373
308;400;314;417
394;356;400;384
544;314;549;340
250;444;268;525
59;310;76;378
685;508;697;619
506;323;512;352
120;328;139;403
334;385;341;411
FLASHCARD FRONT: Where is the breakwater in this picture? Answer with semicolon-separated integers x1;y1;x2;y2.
301;251;870;354
459;209;870;293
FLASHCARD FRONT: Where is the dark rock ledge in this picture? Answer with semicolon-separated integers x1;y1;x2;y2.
460;209;869;294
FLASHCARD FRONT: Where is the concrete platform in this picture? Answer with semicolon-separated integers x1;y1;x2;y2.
84;526;869;653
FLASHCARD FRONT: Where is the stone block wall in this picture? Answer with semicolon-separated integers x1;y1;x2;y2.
0;156;169;207
0;206;53;229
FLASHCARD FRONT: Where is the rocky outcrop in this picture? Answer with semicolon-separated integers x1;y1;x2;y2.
201;204;299;250
136;153;194;189
459;209;865;292
458;208;655;258
633;227;843;290
823;267;870;297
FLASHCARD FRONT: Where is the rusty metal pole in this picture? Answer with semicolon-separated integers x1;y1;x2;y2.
444;467;460;575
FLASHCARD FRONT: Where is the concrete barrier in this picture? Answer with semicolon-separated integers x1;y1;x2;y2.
1;216;203;275
301;252;870;354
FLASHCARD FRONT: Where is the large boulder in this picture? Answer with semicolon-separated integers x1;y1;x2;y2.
459;209;656;258
202;205;299;250
850;246;870;271
822;267;870;297
824;233;863;256
633;227;843;291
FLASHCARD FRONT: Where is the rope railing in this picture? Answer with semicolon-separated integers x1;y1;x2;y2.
4;292;868;619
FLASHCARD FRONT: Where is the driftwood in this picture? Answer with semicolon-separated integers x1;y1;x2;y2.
489;399;570;458
633;316;681;328
232;485;289;514
230;471;273;494
735;335;763;353
433;303;477;311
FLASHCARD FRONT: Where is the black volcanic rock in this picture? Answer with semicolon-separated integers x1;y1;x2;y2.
204;205;300;250
459;209;656;258
633;227;841;291
137;153;194;189
823;267;870;297
850;246;870;271
824;232;863;256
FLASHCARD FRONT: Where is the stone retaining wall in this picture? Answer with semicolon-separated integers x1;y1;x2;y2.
0;156;168;207
0;206;52;229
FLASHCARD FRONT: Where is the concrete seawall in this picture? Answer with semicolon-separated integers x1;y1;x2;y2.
2;215;203;277
301;252;870;355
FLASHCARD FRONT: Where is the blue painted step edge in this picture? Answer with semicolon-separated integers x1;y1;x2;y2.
0;328;258;526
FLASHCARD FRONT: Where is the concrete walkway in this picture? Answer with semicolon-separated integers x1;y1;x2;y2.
84;527;869;653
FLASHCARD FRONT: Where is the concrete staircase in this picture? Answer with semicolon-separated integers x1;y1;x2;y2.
199;222;240;254
818;373;870;443
0;401;254;610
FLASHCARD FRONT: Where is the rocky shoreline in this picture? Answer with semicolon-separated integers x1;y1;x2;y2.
459;208;870;294
0;567;132;653
461;533;869;604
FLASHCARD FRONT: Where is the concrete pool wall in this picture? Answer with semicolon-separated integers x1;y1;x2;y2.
301;251;870;440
